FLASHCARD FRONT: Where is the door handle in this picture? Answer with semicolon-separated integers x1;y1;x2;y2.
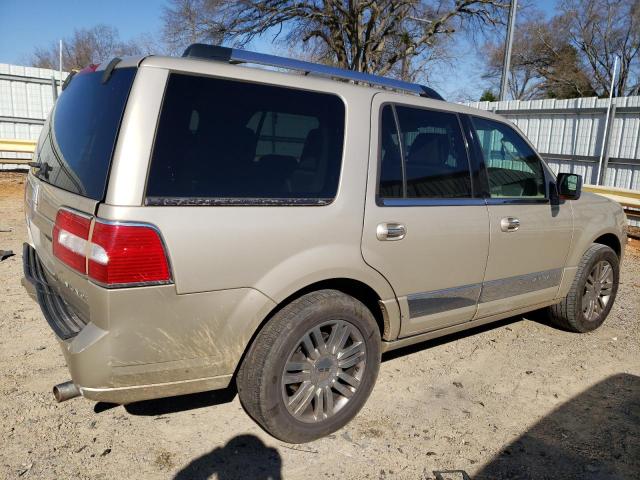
500;217;520;232
377;222;406;241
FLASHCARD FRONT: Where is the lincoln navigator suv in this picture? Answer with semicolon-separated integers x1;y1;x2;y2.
22;44;627;443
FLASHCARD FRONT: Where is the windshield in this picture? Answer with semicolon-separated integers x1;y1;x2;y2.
35;67;136;200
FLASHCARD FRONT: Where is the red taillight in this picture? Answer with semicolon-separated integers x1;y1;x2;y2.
52;209;92;274
52;208;171;287
88;221;171;286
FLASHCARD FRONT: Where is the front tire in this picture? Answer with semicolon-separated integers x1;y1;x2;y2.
236;289;381;443
548;244;619;333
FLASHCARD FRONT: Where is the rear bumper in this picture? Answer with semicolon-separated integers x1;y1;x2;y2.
22;243;88;340
22;243;276;404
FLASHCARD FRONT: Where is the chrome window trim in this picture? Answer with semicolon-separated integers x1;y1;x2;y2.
485;197;550;205
378;198;486;207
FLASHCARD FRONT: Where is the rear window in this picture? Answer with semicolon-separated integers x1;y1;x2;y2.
35;68;136;200
146;74;345;205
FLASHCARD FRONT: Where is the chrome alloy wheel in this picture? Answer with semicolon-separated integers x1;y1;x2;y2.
281;320;366;423
582;260;614;322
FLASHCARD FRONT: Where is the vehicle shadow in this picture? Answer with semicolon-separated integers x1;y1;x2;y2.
381;316;524;362
95;315;538;414
94;385;237;415
475;373;640;479
173;434;282;480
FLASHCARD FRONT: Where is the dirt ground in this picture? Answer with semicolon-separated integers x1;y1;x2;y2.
1;171;639;480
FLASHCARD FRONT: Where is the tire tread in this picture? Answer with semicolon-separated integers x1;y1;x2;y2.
549;244;617;332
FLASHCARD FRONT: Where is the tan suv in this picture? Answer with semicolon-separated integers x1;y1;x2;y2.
22;44;627;443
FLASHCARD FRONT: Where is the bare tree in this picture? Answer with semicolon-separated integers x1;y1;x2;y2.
30;25;144;71
560;0;640;97
482;16;547;99
162;0;508;79
484;15;598;99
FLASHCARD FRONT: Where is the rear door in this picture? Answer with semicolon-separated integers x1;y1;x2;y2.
467;115;573;317
25;65;137;320
361;94;490;337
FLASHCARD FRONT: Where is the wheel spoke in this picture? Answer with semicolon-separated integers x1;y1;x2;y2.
301;333;320;360
588;298;596;319
286;360;311;372
283;371;311;384
333;381;354;399
582;292;592;312
325;323;340;354
288;381;315;414
338;340;363;360
338;350;365;369
313;387;324;420
338;371;361;389
599;264;611;283
328;323;350;354
323;386;334;416
311;327;327;355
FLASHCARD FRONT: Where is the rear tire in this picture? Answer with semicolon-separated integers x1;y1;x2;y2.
548;244;619;333
236;289;381;443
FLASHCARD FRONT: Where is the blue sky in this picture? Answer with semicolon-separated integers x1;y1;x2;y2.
0;0;559;101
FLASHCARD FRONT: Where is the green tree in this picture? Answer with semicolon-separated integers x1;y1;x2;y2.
479;89;497;101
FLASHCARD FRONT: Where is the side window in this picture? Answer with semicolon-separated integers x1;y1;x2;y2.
378;105;472;199
247;111;319;160
471;117;546;198
396;106;472;198
146;74;345;202
378;105;403;198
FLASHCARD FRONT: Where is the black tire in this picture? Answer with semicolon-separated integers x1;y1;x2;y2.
236;289;381;443
548;244;619;333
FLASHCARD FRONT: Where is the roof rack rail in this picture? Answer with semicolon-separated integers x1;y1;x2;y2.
182;44;444;101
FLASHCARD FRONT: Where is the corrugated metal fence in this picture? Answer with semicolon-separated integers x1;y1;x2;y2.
466;96;640;191
1;62;639;193
0;63;67;169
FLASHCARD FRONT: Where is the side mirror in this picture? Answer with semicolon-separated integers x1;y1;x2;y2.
557;173;582;200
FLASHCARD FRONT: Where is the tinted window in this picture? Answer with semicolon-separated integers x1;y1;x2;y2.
378;106;403;198
35;68;136;200
472;117;546;198
394;106;472;198
146;74;345;202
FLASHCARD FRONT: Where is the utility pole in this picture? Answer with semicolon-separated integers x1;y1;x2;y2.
499;0;518;101
596;56;619;185
59;40;63;94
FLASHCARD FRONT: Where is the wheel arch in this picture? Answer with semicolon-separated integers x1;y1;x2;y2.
593;232;622;258
233;277;398;381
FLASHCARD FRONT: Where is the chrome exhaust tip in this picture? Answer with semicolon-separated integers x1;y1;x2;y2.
53;381;80;402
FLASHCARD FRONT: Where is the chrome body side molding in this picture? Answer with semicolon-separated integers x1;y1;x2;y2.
407;284;481;318
406;268;563;319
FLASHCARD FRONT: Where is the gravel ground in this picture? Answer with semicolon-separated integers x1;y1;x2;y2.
1;172;639;480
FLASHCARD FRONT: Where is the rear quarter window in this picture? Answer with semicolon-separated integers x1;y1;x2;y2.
145;74;345;205
35;68;136;200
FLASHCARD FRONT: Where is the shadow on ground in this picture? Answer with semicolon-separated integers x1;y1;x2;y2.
475;373;640;479
173;434;282;480
94;385;237;415
381;316;525;362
